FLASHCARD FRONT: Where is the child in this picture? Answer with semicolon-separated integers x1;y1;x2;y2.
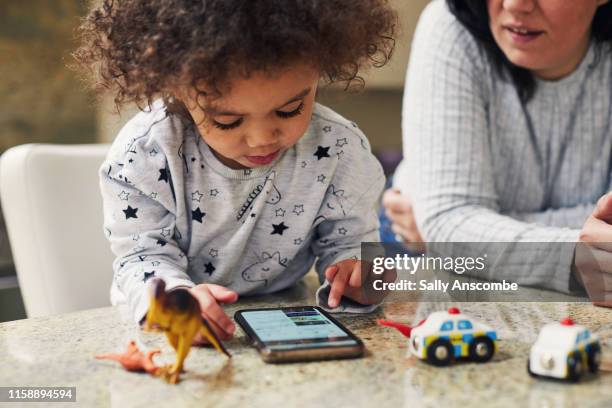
74;0;396;341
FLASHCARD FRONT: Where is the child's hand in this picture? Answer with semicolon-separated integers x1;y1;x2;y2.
324;259;369;308
325;259;396;308
188;284;238;345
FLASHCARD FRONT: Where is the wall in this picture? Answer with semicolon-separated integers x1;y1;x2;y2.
0;0;99;321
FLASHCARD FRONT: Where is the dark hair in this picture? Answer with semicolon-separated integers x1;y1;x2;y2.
446;0;612;101
72;0;397;113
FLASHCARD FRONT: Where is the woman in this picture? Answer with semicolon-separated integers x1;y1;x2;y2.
383;0;612;299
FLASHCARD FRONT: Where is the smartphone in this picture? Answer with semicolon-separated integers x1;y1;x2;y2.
234;306;364;363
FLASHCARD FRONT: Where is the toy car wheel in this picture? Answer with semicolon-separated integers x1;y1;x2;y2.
527;358;537;378
469;336;494;363
588;345;602;373
567;352;583;382
427;339;453;366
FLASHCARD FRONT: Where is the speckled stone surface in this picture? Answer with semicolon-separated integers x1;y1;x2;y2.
1;274;611;408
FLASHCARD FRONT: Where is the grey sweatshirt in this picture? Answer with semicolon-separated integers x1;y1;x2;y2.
100;101;385;322
395;0;612;293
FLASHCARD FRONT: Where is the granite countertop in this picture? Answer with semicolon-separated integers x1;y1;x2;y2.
0;273;611;408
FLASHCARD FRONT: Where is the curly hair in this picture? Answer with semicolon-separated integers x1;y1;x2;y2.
72;0;397;113
446;0;612;102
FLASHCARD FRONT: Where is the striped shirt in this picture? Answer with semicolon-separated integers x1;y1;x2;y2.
394;0;612;293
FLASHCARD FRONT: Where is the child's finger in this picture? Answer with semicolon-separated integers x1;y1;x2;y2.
328;268;351;308
325;265;339;282
200;287;236;335
207;284;239;304
348;261;362;287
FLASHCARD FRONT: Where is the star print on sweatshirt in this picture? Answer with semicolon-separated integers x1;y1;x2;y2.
100;101;385;323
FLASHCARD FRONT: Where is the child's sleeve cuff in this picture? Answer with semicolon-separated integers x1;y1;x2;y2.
315;280;380;314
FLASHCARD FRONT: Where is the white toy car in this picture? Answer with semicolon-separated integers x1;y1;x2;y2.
528;317;601;382
378;307;497;366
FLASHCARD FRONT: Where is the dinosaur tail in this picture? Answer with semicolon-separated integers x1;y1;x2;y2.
201;318;232;357
94;353;121;361
376;319;413;337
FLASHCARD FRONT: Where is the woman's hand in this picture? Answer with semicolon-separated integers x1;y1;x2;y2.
382;188;425;252
574;192;612;307
188;284;239;344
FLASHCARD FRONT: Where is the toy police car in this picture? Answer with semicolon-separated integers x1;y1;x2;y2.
378;307;497;366
528;317;601;382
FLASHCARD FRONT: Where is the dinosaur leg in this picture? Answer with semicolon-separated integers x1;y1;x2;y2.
167;334;192;384
155;333;179;379
166;332;179;350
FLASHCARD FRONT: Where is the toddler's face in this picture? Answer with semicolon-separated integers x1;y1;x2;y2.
180;65;319;169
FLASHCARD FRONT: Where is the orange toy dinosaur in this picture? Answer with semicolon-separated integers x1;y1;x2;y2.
95;340;160;374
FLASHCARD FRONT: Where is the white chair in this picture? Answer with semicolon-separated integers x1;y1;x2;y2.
0;207;17;290
0;144;114;317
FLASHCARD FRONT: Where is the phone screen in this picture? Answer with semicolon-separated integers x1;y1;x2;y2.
238;307;359;350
